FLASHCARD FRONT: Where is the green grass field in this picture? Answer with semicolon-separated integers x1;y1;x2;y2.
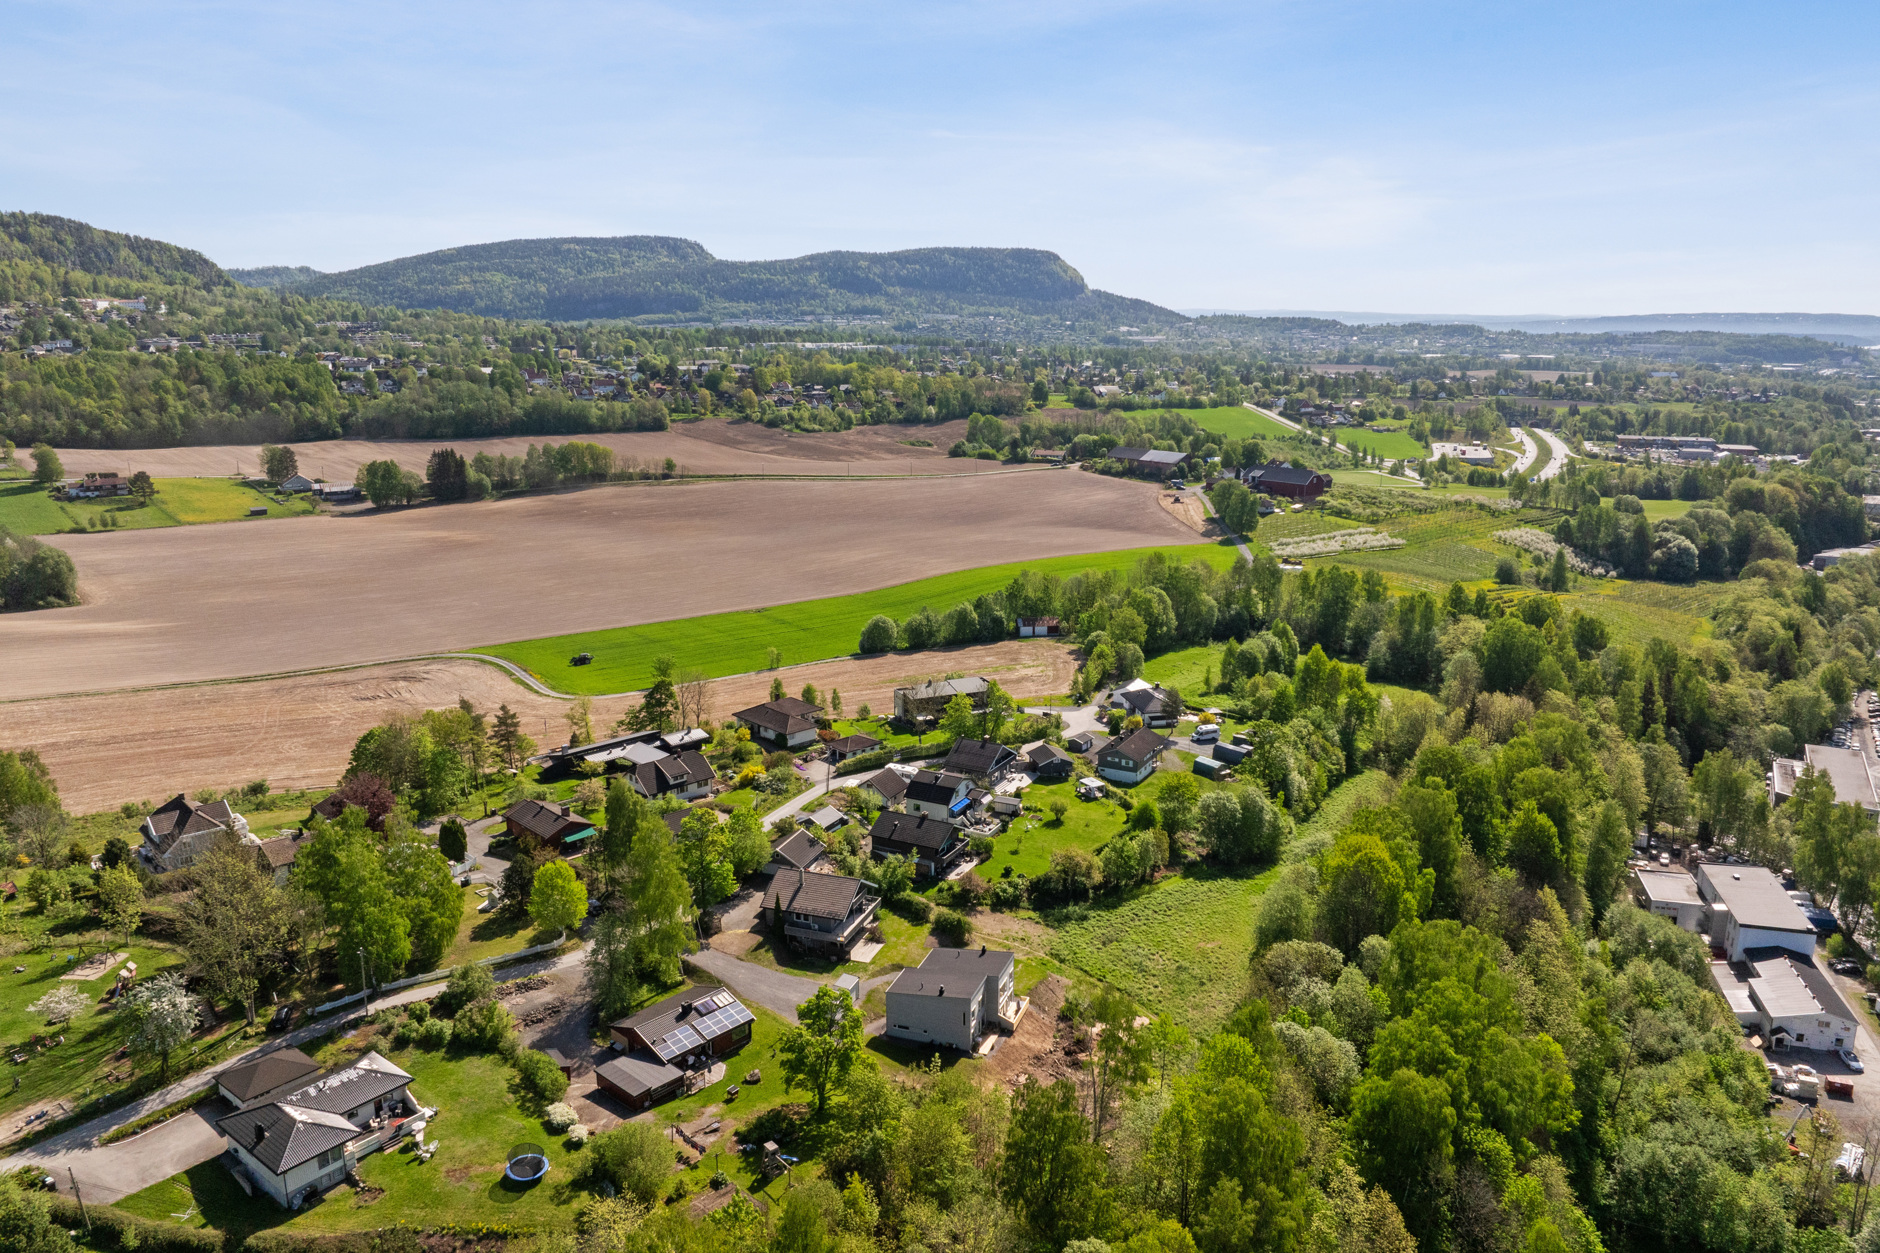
1340;429;1427;460
483;543;1239;695
1639;498;1697;519
1048;867;1276;1031
1191;406;1300;444
0;478;315;537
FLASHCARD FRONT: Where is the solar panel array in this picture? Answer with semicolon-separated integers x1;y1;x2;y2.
691;1000;755;1042
651;1024;705;1062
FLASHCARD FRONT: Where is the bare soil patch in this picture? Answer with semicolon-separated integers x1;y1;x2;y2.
43;418;990;482
1;640;1077;813
61;951;128;981
983;973;1078;1089
3;472;1187;700
1157;489;1225;539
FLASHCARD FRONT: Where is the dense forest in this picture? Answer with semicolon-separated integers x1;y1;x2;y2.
231;236;1178;326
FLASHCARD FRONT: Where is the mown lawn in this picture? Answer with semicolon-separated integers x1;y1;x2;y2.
483;544;1239;695
1340;428;1427;461
440;886;557;969
1191;406;1300;443
0;478;315;536
990;778;1137;880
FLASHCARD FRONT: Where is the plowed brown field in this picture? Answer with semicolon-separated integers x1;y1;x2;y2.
3;640;1078;812
44;418;988;481
0;471;1190;700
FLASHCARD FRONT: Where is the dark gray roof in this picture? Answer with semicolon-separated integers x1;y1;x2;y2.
615;987;754;1057
1101;727;1170;765
887;946;1015;999
216;1051;411;1175
827;734;882;754
631;749;716;795
1109;447;1187;466
944;738;1017;776
1744;947;1858;1025
502;798;594;843
596;1051;685;1098
769;829;826;870
863;767;910;802
144;794;238;852
1027;743;1074;767
1249;461;1330;488
733;698;822;736
218;1047;320;1101
904;770;969;807
896;677;987;704
763;868;869;921
869;811;962;853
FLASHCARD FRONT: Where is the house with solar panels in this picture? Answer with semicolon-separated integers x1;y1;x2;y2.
597;987;756;1111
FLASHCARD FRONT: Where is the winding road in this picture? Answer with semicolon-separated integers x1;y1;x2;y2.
1509;428;1540;476
1532;427;1574;480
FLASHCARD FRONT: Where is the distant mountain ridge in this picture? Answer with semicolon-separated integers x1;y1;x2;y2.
1;211;232;289
227;235;1183;326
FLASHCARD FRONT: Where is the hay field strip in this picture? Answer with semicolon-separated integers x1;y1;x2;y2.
0;478;314;536
483;542;1242;696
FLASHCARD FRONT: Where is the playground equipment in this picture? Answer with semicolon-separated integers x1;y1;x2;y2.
504;1142;550;1184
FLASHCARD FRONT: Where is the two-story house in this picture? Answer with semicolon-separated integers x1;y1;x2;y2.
868;811;970;878
141;794;255;872
1096;728;1170;786
217;1052;416;1208
884;947;1020;1052
942;738;1018;785
762;869;880;959
903;769;974;821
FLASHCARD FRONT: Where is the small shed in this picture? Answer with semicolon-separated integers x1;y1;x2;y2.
1193;758;1223;779
1212;742;1250;766
834;973;862;1006
988;794;1023;818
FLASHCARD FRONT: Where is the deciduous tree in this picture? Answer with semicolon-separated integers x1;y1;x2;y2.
780;985;865;1116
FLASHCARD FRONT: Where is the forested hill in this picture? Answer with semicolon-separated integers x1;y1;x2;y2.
0;212;231;291
229;236;1185;326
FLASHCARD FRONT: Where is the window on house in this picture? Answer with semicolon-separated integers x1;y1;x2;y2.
317;1147;343;1169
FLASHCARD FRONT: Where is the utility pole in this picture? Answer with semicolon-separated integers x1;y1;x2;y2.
68;1168;89;1233
359;947;371;1015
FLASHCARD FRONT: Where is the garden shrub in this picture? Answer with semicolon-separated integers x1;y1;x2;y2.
515;1049;570;1102
451;997;515;1054
568;1122;592;1146
834;747;895;776
585;1122;674;1207
438;962;495;1016
417;1017;452;1050
968;835;995;859
932;908;972;946
988;877;1027;911
405;1000;429;1024
543;1101;579;1132
892;894;933;924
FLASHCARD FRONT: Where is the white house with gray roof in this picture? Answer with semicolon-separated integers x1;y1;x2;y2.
884;947;1019;1052
1695;863;1817;962
217;1051;415;1207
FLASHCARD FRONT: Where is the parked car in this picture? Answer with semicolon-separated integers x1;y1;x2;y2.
269;1004;297;1032
1842;1049;1865;1074
1831;958;1864;976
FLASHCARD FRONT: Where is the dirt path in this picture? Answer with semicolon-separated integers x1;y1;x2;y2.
1;472;1191;701
2;640;1079;813
41;418;987;482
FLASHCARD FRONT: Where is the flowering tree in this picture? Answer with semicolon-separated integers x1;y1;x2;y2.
123;971;199;1079
28;986;89;1026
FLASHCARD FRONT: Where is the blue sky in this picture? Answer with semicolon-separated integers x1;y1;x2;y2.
7;1;1878;314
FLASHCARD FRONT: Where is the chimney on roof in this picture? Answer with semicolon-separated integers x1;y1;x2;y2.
254;1125;267;1147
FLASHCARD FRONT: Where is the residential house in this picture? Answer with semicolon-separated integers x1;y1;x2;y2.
1631;868;1705;931
280;474;316;493
67;472;129;498
861;765;913;806
217;1052;415;1208
1096;728;1170;785
500;798;596;855
943;738;1018;784
868;811;970;877
763;869;880;958
599;988;754;1110
141;793;255;872
1026;743;1075;780
766;829;827;876
1695;863;1817;962
1018;617;1061;638
733;698;824;748
1110;678;1181;728
826;734;882;762
893;677;988;725
309;792;352;823
903;769;974;821
884;947;1019;1052
1246;461;1333;502
215;1048;323;1111
256;834;303;885
799;806;849;836
626;749;716;801
1107;447;1188;479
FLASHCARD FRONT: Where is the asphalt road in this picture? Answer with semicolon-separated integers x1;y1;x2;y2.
1510;428;1540;476
1533;427;1574;480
